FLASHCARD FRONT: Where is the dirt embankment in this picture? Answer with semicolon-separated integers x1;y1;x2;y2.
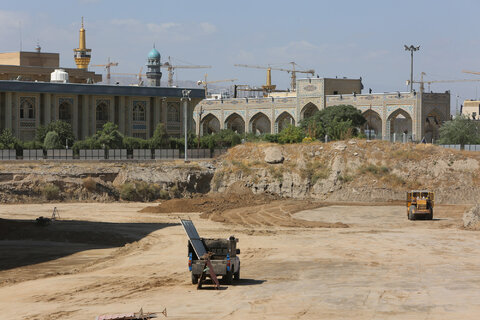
141;182;348;228
0;161;214;203
213;140;480;204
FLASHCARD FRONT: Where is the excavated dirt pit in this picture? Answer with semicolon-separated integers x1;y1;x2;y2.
0;201;479;319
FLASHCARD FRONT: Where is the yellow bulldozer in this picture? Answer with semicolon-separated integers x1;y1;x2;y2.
406;190;434;220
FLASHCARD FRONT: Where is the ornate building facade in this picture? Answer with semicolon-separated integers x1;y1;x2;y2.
195;78;450;142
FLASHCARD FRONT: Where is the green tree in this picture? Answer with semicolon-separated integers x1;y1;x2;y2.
438;115;480;146
95;122;124;149
149;123;168;148
300;104;366;140
278;124;305;143
44;131;63;149
36;120;75;147
0;129;18;149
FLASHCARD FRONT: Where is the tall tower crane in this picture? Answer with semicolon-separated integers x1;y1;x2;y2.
410;72;480;93
162;57;211;87
234;62;315;91
111;67;145;84
91;57;119;84
197;73;237;97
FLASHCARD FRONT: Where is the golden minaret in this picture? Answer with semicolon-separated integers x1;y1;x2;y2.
73;17;92;69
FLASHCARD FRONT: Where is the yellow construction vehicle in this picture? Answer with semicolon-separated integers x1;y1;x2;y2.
406;190;434;220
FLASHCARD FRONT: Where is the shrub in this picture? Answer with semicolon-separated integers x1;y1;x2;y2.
278;124;305;144
159;189;170;200
44;131;63;149
41;184;60;200
36;120;75;148
82;177;97;192
119;181;162;201
358;164;390;176
300;161;330;185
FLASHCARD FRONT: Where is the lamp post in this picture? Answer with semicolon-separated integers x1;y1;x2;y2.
404;44;420;92
181;89;191;162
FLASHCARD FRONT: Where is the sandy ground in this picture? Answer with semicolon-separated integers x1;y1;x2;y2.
1;202;480;319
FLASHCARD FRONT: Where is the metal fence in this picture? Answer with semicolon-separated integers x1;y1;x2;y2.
108;149;128;160
79;149;105;160
0;149;16;160
464;145;480;151
46;149;74;160
23;149;43;160
6;148;225;161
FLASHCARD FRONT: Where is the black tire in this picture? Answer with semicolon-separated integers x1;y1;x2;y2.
426;208;433;220
408;206;416;221
224;268;233;285
234;267;240;281
191;273;198;285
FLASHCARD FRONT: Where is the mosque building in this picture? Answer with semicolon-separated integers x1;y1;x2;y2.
0;19;204;141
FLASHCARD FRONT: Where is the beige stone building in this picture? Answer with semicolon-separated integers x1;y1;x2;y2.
462;100;480;119
0;81;203;141
0;51;102;84
195;77;450;142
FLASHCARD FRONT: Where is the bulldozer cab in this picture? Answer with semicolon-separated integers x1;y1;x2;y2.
406;190;434;208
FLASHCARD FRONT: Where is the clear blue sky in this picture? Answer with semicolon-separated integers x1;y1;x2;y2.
1;0;479;110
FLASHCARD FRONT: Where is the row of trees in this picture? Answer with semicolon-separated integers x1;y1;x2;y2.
0;105;369;151
3;104;476;151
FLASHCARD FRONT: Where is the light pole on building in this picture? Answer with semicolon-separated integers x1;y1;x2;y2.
404;44;420;92
181;89;191;162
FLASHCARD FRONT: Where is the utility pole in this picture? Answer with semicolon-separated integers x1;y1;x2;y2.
181;89;191;162
404;45;420;92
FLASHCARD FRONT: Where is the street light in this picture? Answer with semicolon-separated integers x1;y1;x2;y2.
404;44;420;92
181;89;191;162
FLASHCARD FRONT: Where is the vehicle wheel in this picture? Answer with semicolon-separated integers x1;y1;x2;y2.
234;268;240;281
426;208;433;220
224;268;233;285
408;206;415;221
191;273;198;285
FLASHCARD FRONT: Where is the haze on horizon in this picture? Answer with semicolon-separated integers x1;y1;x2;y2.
0;0;478;111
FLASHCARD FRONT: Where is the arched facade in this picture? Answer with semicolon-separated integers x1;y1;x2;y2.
275;111;295;133
249;112;271;134
362;109;382;139
387;108;413;140
58;101;72;124
201;113;220;134
225;113;245;134
301;102;319;120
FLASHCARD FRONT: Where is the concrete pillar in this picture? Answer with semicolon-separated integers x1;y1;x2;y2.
5;92;12;130
82;95;89;138
220;106;225;130
161;98;167;127
119;96;126;135
108;98;115;123
35;96;40;130
146;100;151;138
271;105;275;134
11;93;17;136
90;96;96;134
126;97;132;136
154;97;161;126
245;105;250;134
72;97;79;139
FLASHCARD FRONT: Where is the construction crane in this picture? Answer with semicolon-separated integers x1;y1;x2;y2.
409;72;480;93
234;62;315;91
111;67;145;85
197;73;237;97
162;56;211;87
91;57;118;84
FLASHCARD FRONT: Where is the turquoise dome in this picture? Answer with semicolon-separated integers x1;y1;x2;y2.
148;47;160;60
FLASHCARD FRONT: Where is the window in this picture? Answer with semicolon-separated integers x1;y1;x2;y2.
96;103;108;122
133;103;146;121
168;103;180;122
59;102;72;122
20;98;35;119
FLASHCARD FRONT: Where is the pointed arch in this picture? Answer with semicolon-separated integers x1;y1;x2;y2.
275;111;295;133
301;102;319;120
225;112;245;134
249;112;271;134
362;109;382;139
58;101;72;124
201;113;220;135
96;102;109;132
387;108;412;138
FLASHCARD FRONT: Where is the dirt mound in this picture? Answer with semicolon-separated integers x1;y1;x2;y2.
463;205;480;230
202;200;349;228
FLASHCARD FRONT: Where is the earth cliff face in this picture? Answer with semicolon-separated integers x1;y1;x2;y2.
0;140;479;204
213;140;480;204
